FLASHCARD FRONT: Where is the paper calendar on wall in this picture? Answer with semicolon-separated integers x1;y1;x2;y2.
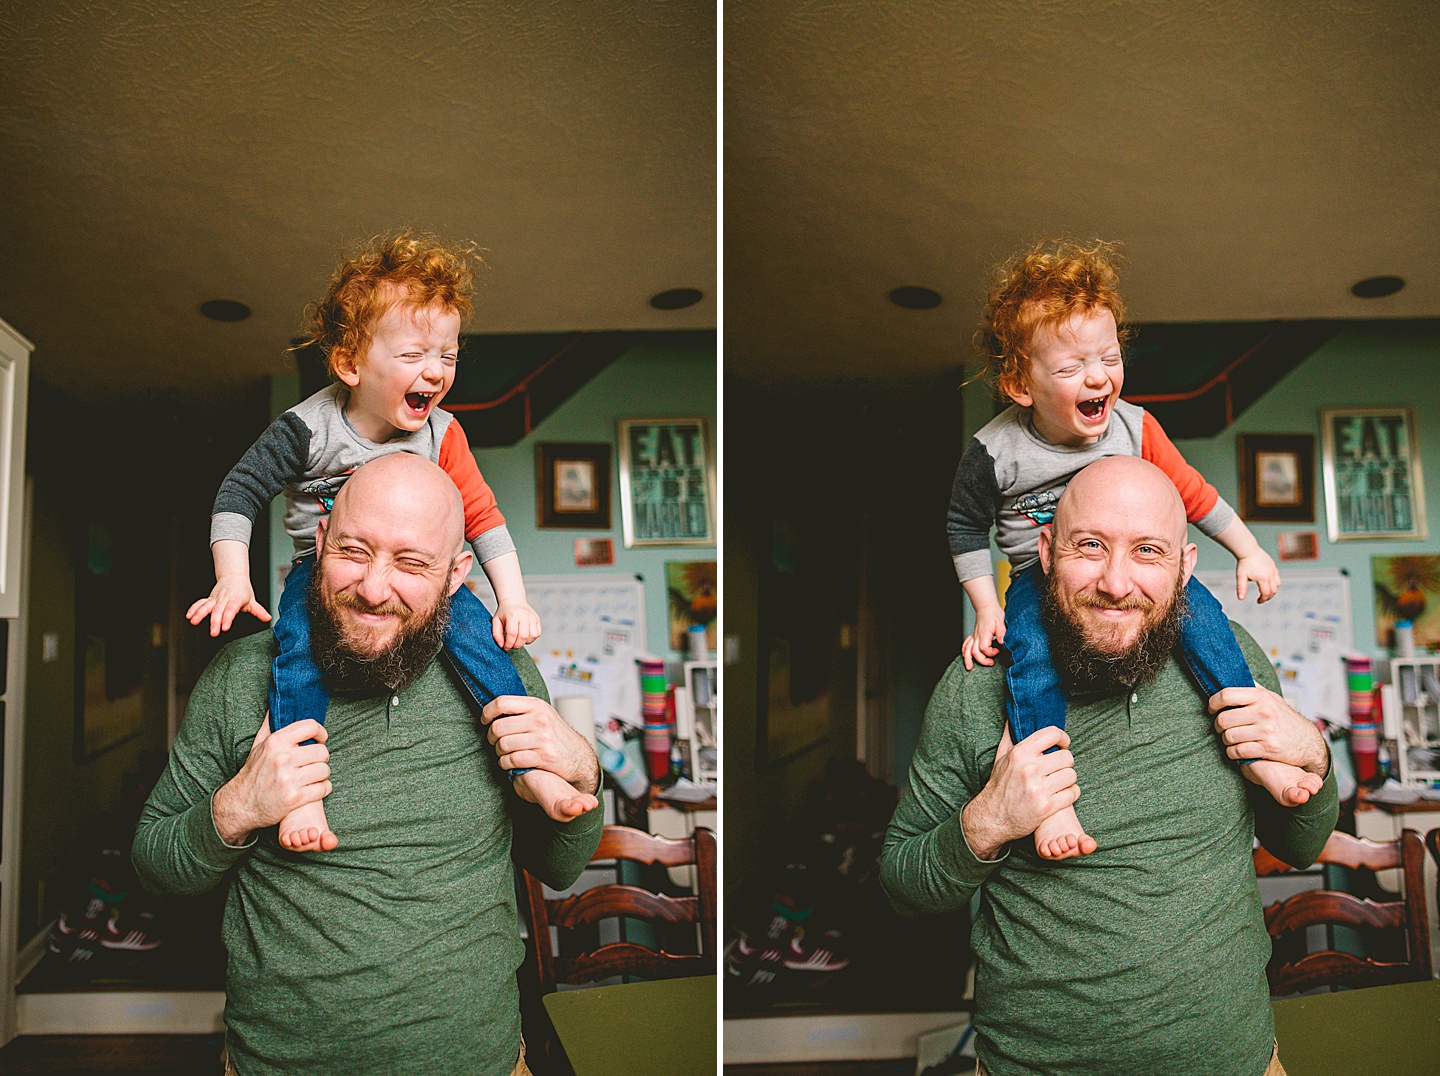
465;572;647;659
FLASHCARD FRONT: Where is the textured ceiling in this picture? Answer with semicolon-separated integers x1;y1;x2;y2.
725;0;1440;391
0;1;715;403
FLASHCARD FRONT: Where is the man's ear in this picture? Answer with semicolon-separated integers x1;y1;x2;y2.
315;517;328;552
332;350;361;388
448;550;475;597
1180;541;1198;587
1037;525;1053;573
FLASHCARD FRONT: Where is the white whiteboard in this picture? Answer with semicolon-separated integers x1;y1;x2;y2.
1195;568;1352;661
464;571;646;659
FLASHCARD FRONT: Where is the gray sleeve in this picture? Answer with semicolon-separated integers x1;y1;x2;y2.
1195;496;1236;539
471;524;516;564
947;437;1002;582
210;412;311;547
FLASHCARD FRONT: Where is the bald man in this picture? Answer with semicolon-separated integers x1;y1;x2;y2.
882;457;1338;1076
133;455;603;1076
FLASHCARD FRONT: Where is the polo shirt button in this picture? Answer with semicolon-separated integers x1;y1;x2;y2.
1131;693;1138;703
392;695;400;706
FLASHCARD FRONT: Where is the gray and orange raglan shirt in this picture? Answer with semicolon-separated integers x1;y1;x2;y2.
210;383;514;566
946;399;1236;582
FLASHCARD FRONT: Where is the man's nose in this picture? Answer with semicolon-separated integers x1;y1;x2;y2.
1095;553;1132;598
355;564;393;605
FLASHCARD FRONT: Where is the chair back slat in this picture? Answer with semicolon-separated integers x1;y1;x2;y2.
549;885;699;929
522;824;717;995
594;827;696;867
558;943;709;986
1264;889;1407;935
1269;949;1423;996
1252;828;1431;996
1314;831;1403;872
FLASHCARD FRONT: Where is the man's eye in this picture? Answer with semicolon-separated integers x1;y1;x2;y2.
397;559;427;572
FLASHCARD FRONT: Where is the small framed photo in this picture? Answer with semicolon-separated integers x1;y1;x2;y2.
617;417;716;547
573;537;615;567
1237;434;1315;523
536;443;611;529
1320;407;1427;541
1276;531;1320;562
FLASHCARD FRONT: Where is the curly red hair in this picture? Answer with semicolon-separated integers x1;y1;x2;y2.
300;230;484;379
972;239;1133;401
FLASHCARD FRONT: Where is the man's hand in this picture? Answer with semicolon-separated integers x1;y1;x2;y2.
1209;686;1329;777
481;695;601;795
212;716;332;847
961;726;1080;860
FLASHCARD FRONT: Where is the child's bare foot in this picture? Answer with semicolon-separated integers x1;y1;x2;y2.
1242;758;1324;807
512;768;599;822
1034;805;1097;860
278;799;337;852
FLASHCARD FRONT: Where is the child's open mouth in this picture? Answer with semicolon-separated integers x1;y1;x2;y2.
1077;396;1108;421
404;392;435;415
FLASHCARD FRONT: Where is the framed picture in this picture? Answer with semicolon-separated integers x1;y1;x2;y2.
573;537;615;567
535;443;611;529
1320;407;1427;541
1236;434;1314;522
616;417;715;547
1276;531;1320;562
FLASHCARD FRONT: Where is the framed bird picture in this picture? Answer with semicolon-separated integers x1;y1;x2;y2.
665;561;716;651
1373;555;1440;651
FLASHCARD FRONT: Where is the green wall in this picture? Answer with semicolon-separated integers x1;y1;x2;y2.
269;335;717;659
1174;321;1440;657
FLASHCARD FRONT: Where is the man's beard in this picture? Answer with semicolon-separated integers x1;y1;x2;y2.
1041;567;1188;691
308;568;451;692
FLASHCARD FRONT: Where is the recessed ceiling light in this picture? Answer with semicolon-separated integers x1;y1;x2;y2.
200;300;252;322
650;288;702;310
1351;276;1404;299
889;286;942;310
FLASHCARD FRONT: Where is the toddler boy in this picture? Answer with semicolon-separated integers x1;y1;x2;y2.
949;239;1321;860
189;231;596;851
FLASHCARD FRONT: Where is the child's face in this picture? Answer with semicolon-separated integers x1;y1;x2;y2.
1009;306;1123;447
338;300;461;442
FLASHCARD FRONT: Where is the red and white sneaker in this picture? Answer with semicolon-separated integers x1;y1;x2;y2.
101;909;162;952
781;926;849;972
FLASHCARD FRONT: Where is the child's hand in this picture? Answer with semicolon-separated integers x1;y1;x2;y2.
1236;549;1281;603
492;600;541;650
187;576;272;637
962;607;1007;671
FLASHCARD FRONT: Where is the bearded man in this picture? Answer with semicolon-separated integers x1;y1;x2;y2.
881;456;1338;1076
133;454;602;1076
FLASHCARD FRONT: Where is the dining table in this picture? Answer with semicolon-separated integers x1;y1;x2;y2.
542;974;716;1076
1272;978;1440;1074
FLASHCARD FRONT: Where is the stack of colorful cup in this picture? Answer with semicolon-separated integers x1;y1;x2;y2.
640;658;671;780
1346;654;1377;781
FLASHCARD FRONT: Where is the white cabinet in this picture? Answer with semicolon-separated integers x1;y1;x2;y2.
676;660;717;784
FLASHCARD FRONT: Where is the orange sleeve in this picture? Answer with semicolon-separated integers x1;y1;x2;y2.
1140;410;1219;524
438;419;506;541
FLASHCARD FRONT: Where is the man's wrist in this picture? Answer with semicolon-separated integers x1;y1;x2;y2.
211;780;256;847
961;794;1008;861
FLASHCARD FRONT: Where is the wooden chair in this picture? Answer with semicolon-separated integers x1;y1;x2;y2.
1253;829;1431;995
522;824;716;995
